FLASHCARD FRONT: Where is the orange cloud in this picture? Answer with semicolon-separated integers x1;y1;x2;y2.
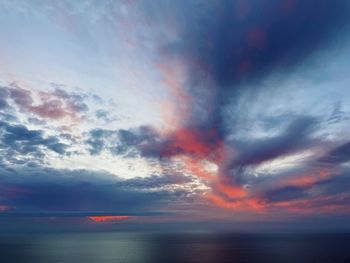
179;156;215;180
162;129;215;158
88;216;133;223
283;168;332;188
214;182;247;199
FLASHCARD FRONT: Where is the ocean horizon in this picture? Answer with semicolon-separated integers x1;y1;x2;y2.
1;231;350;263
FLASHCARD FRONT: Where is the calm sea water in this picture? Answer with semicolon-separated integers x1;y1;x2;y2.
1;232;350;263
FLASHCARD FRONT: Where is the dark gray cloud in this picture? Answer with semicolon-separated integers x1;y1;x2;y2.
86;129;113;155
144;0;350;139
0;120;68;165
52;86;89;113
263;186;309;203
8;85;32;107
0;86;9;110
95;109;112;122
134;0;350;184
319;142;350;165
232;116;317;167
155;0;349;87
259;169;350;209
86;126;161;157
0;167;190;214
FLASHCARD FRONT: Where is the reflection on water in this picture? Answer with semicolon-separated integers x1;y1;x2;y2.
1;232;350;263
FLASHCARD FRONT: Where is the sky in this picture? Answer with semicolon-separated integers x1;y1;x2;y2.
1;0;350;232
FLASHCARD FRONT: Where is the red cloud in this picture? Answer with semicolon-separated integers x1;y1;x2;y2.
88;216;133;223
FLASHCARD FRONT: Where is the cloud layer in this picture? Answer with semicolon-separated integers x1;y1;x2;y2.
1;0;350;230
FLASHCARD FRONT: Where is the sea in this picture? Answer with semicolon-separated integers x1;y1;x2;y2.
1;232;350;263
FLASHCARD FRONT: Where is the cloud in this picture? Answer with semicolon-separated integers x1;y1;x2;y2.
87;216;133;223
318;141;350;165
0;86;9;110
262;185;309;203
1;0;350;227
0;119;68;165
6;83;88;121
115;173;193;189
257;169;350;214
75;1;350;218
86;126;160;157
95;109;113;122
126;0;350;215
51;86;89;113
231;116;317;167
158;0;349;87
0;166;190;215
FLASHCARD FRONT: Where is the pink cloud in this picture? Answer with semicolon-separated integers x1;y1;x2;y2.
88;215;133;223
8;84;86;121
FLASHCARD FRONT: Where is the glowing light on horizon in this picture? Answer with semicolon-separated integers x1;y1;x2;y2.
88;216;133;223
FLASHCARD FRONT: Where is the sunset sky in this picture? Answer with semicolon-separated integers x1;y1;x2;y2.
1;0;350;232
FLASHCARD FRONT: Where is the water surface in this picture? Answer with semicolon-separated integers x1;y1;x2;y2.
1;232;350;263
